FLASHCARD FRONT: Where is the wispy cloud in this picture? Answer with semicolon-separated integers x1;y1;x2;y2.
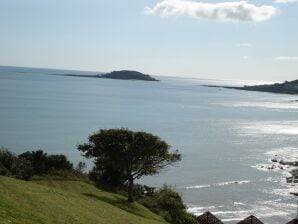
275;56;298;61
237;43;252;47
275;0;298;3
144;0;278;23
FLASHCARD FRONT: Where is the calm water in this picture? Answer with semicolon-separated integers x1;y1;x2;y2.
1;66;298;223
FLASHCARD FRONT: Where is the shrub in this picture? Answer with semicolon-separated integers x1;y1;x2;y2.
0;161;11;176
18;150;73;175
0;148;17;174
0;148;77;180
0;148;33;180
12;157;33;180
18;150;73;177
138;185;197;224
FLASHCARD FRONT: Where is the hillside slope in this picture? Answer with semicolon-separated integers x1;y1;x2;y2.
0;176;167;224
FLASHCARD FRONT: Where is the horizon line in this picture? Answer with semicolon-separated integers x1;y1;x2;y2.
0;64;280;84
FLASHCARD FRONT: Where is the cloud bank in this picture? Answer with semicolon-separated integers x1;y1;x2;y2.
275;0;298;3
144;0;278;22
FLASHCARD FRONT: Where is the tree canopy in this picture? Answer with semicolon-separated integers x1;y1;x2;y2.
0;148;75;180
78;128;181;202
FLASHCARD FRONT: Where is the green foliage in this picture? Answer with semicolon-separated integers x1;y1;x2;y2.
13;157;33;180
138;185;198;224
88;159;126;189
0;176;167;224
78;128;181;202
0;148;78;180
0;162;10;176
0;148;17;176
0;148;33;180
19;150;73;176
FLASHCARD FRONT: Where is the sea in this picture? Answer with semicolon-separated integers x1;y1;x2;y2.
0;65;297;223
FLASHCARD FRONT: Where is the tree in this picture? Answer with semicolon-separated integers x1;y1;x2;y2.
78;128;181;202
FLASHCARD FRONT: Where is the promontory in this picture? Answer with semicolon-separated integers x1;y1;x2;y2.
205;79;298;95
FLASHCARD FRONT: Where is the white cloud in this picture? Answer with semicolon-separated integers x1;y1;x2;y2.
275;56;298;61
275;0;298;3
144;0;278;23
237;43;252;47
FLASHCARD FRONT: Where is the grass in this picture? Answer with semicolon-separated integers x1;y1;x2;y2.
0;176;167;224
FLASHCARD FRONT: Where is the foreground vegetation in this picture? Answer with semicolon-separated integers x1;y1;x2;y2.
0;176;167;224
0;128;198;224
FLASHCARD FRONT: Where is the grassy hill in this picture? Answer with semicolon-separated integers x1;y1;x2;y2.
0;176;167;224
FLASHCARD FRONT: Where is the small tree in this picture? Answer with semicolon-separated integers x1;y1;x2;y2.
78;128;181;202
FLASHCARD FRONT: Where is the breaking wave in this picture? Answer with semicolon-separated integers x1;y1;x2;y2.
186;180;251;190
187;200;296;224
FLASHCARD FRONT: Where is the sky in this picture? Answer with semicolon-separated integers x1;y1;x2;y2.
0;0;297;81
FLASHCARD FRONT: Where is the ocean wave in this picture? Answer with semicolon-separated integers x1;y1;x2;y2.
187;205;219;213
217;100;298;111
253;147;298;182
188;200;296;223
212;210;250;215
263;187;298;198
217;180;251;186
222;217;246;222
265;147;298;162
186;184;210;189
252;163;291;175
233;202;246;206
242;121;298;136
186;180;251;190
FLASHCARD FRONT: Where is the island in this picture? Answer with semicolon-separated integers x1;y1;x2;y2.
204;79;298;95
64;70;159;81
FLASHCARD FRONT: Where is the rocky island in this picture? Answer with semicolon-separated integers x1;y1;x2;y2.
205;79;298;95
65;70;159;81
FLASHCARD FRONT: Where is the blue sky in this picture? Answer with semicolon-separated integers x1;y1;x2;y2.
0;0;297;81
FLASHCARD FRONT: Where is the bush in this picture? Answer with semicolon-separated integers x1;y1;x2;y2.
138;185;197;224
0;148;33;180
0;161;11;176
18;150;73;176
13;157;33;180
0;148;77;180
0;148;17;174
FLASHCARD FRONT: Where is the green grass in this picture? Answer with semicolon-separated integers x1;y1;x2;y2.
0;176;167;224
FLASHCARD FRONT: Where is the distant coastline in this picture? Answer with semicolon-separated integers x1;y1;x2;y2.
64;70;159;82
204;79;298;95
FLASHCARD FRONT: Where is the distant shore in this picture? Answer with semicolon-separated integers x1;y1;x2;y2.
204;79;298;95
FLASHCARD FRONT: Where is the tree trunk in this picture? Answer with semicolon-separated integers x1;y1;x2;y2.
128;176;134;202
